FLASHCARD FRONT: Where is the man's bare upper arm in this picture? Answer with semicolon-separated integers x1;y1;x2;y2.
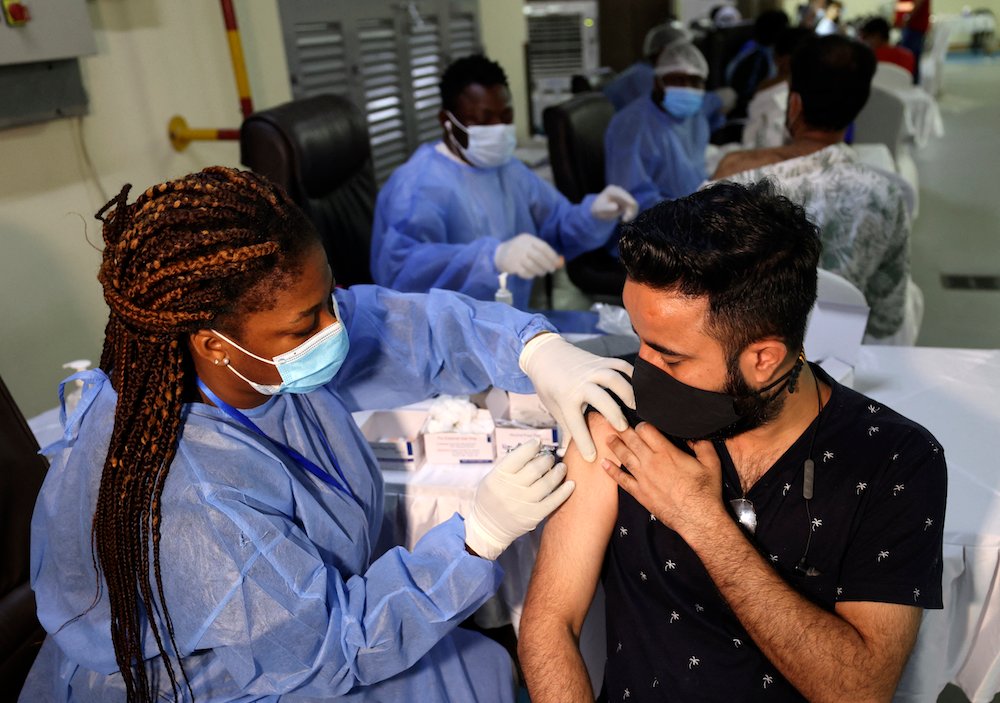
522;428;620;637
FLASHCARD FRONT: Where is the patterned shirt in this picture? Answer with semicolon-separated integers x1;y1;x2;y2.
742;81;789;150
601;365;947;702
722;144;912;338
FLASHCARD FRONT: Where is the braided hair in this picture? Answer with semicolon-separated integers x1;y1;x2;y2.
93;166;317;702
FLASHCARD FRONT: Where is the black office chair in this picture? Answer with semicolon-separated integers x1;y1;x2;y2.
241;94;377;288
543;92;625;299
0;376;48;701
692;21;756;91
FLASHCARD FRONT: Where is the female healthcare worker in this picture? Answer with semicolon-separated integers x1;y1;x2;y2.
21;167;635;702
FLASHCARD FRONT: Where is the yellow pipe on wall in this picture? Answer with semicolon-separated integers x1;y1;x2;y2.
168;0;253;152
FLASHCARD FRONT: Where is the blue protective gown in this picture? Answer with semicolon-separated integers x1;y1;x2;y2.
601;61;655;111
370;143;617;310
604;94;725;212
22;286;555;703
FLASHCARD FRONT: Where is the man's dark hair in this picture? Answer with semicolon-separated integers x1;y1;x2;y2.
754;9;790;46
619;180;820;358
790;34;876;131
774;26;815;58
860;16;891;42
439;54;509;113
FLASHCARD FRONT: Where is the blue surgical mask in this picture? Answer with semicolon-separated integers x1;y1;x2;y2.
662;87;705;119
445;110;517;169
213;297;350;395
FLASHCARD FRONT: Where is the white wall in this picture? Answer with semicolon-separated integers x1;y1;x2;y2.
479;0;531;142
0;0;290;417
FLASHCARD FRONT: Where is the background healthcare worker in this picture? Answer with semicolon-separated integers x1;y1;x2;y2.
604;38;729;213
602;23;689;111
21;167;635;702
369;54;638;310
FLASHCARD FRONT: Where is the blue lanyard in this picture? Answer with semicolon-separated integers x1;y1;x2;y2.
197;379;356;502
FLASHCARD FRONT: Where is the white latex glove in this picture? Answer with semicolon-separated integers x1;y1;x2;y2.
464;439;575;560
713;86;738;115
494;234;564;279
591;185;639;223
519;333;635;462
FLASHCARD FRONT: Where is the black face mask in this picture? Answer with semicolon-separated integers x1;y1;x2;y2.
632;354;803;440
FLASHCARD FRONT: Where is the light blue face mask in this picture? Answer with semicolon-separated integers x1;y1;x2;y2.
213;297;350;395
662;87;705;119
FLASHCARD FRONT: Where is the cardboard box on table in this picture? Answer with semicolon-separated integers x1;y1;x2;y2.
421;408;496;464
359;409;426;472
484;389;559;455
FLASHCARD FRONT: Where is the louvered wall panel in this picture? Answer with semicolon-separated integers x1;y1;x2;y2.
447;12;479;61
358;17;408;182
278;0;481;184
409;17;443;145
290;21;349;97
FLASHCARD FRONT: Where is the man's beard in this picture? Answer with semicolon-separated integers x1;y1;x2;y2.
701;355;791;441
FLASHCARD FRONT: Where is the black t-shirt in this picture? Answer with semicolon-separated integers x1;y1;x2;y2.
600;365;947;702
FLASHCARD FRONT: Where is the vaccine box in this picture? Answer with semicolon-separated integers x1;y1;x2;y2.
422;409;496;464
359;410;426;472
485;388;557;426
485;389;560;455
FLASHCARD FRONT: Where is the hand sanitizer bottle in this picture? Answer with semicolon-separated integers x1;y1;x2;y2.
494;272;513;305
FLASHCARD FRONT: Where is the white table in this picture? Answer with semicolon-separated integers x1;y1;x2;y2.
375;347;1000;703
854;347;1000;703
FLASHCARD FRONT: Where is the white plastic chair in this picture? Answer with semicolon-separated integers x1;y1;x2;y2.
815;267;868;308
853;85;908;160
874;61;915;91
804;269;869;382
920;21;953;97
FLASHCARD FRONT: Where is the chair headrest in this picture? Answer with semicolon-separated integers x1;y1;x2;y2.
543;92;614;203
241;94;371;199
544;92;614;135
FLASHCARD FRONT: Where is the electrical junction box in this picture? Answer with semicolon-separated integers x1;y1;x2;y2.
0;0;96;66
0;0;95;129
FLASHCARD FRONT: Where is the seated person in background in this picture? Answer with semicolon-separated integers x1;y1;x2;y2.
371;55;637;310
603;23;689;111
743;27;816;149
604;40;727;212
725;10;790;117
714;36;914;340
797;0;826;29
815;0;843;35
898;0;930;83
519;181;946;703
710;4;744;28
859;16;916;76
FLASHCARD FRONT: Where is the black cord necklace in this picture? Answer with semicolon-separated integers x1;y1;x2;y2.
795;368;825;576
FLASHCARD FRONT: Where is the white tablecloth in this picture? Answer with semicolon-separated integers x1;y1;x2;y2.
375;347;1000;703
854;347;1000;703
